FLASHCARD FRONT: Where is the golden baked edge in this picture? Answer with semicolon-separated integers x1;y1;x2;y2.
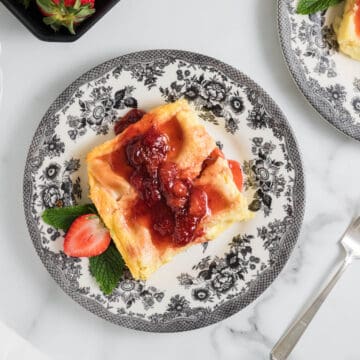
335;0;360;60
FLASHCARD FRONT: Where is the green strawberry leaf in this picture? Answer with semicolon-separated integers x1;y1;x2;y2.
74;0;81;10
76;7;95;18
36;0;56;14
89;243;125;295
42;203;98;231
43;17;57;25
296;0;343;14
65;20;76;35
36;0;96;34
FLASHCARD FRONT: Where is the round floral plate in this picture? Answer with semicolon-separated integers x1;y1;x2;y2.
278;0;360;140
23;50;304;332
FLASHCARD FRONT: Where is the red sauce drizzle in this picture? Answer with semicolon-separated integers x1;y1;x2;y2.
201;147;224;173
114;109;146;135
200;185;229;214
228;160;243;192
108;146;133;182
159;117;184;160
118;121;209;246
111;110;243;246
356;0;360;38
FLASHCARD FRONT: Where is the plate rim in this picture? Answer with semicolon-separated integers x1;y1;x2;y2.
23;49;305;332
277;0;360;141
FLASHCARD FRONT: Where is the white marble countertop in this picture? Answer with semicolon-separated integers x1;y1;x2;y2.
1;0;360;359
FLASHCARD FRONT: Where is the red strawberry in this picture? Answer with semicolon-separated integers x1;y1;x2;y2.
36;0;95;35
189;188;208;218
64;214;111;257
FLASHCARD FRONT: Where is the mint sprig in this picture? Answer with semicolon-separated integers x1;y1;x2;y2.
42;204;125;295
42;204;97;231
296;0;343;14
89;243;125;295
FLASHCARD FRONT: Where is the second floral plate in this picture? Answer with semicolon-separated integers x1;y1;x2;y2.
23;50;304;332
278;0;360;140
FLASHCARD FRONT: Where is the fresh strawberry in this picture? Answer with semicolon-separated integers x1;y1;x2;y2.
36;0;95;35
64;214;111;257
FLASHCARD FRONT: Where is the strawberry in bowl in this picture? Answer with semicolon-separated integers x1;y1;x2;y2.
36;0;95;34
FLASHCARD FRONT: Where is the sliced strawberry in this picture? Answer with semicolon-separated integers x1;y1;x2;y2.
36;0;95;35
64;214;111;257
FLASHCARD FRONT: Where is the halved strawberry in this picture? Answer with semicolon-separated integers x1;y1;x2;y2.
36;0;95;35
64;214;111;257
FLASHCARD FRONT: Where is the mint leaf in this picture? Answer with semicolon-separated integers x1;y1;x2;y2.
296;0;343;14
42;204;98;231
89;243;125;295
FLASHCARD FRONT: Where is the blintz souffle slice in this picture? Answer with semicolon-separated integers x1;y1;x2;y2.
87;99;253;280
335;0;360;60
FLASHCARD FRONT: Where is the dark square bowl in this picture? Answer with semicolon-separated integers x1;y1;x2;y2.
0;0;121;42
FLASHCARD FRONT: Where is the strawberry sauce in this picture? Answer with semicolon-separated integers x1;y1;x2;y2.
112;109;243;246
114;109;146;135
113;111;209;246
124;126;209;246
228;160;243;192
356;0;360;38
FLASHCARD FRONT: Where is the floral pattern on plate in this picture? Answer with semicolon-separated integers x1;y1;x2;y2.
23;50;304;332
278;0;360;140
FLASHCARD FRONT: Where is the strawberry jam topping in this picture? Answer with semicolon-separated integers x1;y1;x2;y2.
126;126;169;177
228;160;243;191
356;0;360;38
123;123;209;246
114;109;146;135
201;148;243;191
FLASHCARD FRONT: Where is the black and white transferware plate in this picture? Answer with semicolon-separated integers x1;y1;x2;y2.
278;0;360;140
23;50;304;332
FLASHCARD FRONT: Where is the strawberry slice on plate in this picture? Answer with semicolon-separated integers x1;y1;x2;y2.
64;214;111;257
36;0;95;35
